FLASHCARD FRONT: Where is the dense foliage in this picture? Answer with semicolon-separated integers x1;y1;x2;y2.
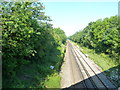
69;16;120;62
2;2;66;88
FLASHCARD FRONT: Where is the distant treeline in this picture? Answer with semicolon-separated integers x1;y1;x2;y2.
69;16;120;62
2;2;66;87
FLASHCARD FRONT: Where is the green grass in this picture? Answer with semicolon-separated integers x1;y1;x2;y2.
44;73;61;88
79;46;118;71
43;44;65;88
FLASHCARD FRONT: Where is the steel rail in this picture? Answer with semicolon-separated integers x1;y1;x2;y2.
72;42;116;89
69;41;116;89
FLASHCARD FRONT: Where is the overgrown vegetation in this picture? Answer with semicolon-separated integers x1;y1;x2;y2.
69;16;120;87
69;16;119;62
2;2;66;88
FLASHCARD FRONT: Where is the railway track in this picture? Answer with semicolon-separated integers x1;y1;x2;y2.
61;41;117;89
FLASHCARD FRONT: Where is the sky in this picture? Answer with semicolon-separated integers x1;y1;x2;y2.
41;1;118;36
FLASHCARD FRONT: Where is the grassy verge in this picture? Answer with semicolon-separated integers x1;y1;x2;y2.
72;42;120;87
6;44;66;88
79;46;117;71
44;73;61;88
43;44;65;88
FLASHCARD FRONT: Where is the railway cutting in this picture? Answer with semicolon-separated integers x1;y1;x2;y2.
61;40;117;89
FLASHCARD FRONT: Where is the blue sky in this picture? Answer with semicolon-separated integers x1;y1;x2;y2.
42;1;118;36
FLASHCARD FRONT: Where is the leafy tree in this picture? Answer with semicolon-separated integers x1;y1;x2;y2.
69;15;119;61
2;2;66;88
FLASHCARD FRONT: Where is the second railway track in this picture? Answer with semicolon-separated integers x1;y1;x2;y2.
62;41;117;89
